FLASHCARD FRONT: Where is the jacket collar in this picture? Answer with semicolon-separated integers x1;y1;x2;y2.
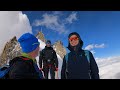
21;53;36;63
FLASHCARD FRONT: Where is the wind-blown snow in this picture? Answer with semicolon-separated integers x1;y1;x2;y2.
36;39;63;79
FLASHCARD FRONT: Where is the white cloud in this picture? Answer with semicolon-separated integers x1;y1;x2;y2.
53;11;63;15
33;13;68;34
96;56;120;66
91;50;96;54
65;12;77;24
95;43;105;48
0;11;32;54
84;43;105;54
85;43;105;50
85;44;94;50
33;12;78;35
96;56;120;79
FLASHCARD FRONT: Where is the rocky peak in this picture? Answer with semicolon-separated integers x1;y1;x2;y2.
0;36;22;67
53;40;66;59
36;31;46;43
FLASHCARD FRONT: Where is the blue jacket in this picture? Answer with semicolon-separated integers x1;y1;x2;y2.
61;48;100;79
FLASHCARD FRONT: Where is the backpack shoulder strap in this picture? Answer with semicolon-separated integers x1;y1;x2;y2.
84;50;92;78
84;50;90;63
64;53;69;73
65;53;69;63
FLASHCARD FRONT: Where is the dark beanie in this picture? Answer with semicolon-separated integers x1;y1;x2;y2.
46;40;51;44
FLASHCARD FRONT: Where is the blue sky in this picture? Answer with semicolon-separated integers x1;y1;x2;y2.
22;11;120;58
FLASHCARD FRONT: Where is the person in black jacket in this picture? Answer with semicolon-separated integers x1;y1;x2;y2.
61;32;100;79
39;40;58;79
8;33;43;79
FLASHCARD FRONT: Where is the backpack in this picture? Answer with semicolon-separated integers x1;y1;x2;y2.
0;65;11;79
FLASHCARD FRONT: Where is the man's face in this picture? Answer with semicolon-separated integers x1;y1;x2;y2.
46;42;51;47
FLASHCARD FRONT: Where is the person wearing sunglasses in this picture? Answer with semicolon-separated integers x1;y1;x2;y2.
39;40;58;79
61;32;100;79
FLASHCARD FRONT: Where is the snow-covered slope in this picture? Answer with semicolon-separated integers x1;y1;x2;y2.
36;39;63;79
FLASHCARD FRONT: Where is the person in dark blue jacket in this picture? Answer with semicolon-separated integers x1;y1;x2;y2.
61;32;100;79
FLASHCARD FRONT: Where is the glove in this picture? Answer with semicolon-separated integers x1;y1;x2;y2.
39;68;43;71
55;68;58;71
